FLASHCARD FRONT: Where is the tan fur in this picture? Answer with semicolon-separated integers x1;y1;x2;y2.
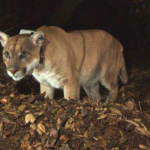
0;26;128;103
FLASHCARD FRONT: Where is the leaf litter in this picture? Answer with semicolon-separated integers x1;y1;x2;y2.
0;71;150;150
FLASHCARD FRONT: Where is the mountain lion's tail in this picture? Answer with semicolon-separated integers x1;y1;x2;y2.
119;57;128;84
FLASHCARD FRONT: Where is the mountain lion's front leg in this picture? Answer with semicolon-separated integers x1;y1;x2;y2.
64;82;80;100
40;83;55;99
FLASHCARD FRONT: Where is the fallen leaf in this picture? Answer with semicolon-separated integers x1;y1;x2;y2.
59;144;71;150
122;100;135;112
139;144;150;150
65;121;71;129
3;103;12;111
135;127;150;137
109;107;122;115
6;111;17;115
111;147;119;150
18;104;27;111
93;136;98;141
0;98;7;103
125;119;140;127
30;123;37;130
25;113;36;124
57;118;61;129
37;122;46;133
36;127;43;135
21;143;32;150
23;133;30;141
0;122;3;138
50;128;58;138
19;94;27;99
33;143;42;148
126;101;135;111
9;93;15;98
81;109;88;117
97;114;107;120
83;130;88;138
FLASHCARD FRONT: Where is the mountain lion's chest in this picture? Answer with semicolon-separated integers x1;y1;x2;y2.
32;68;62;88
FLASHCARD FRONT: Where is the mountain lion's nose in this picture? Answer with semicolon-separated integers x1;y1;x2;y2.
9;69;18;74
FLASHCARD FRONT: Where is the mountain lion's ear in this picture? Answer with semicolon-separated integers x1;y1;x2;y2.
0;32;9;47
30;31;44;47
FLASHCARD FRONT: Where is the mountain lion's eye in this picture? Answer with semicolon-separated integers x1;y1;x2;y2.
4;51;10;58
21;51;28;58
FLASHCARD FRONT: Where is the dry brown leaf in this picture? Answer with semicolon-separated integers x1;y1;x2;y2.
81;109;88;117
23;133;30;141
0;122;3;138
9;93;15;98
74;110;79;117
83;130;88;138
25;113;36;124
18;104;27;111
138;122;150;135
119;130;128;145
135;127;150;137
59;144;71;150
50;128;58;138
37;122;46;133
93;136;98;141
29;129;35;137
109;107;122;115
78;134;84;138
97;114;107;120
110;147;119;150
0;89;7;95
30;123;36;130
57;118;61;129
49;138;57;147
33;143;42;148
65;121;71;129
120;86;126;92
139;144;150;150
59;135;69;141
19;94;27;99
35;146;43;150
0;83;5;87
6;111;17;115
134;118;141;122
36;127;43;135
125;101;135;112
21;144;32;150
70;122;75;130
0;98;7;103
3;103;11;110
125;119;140;127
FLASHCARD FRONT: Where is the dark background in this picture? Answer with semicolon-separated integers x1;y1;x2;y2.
0;0;150;72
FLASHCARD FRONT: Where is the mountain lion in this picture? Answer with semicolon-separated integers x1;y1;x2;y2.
0;26;128;104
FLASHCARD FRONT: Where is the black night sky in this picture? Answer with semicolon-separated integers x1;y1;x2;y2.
0;0;149;71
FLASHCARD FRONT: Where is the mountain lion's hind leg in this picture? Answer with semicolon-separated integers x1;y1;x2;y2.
84;82;101;102
40;83;55;99
99;71;119;104
105;84;118;104
100;77;118;104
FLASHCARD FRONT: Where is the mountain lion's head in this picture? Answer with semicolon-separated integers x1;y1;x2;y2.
0;31;44;81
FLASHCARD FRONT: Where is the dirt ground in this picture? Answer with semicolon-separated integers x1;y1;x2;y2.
0;63;150;150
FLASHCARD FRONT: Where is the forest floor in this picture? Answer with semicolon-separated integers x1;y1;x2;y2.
0;64;150;150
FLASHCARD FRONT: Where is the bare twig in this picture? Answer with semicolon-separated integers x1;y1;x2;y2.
130;71;150;79
4;21;28;32
0;13;16;24
60;108;76;127
138;101;142;114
